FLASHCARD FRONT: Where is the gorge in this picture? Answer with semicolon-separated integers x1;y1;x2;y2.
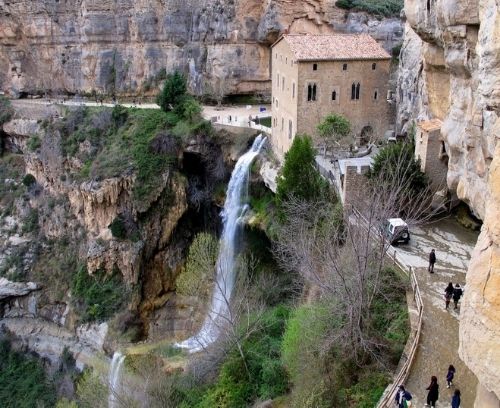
0;0;499;407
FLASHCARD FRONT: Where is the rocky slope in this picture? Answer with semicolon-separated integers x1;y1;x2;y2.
396;0;499;405
0;0;403;97
0;102;256;370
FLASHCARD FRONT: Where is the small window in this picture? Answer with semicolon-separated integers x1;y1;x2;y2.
374;90;378;100
332;91;337;101
281;118;284;131
275;53;277;59
356;83;360;100
286;57;288;64
277;73;279;86
292;82;295;98
288;120;293;140
343;63;348;71
351;83;356;100
276;99;279;108
307;84;317;101
282;77;285;91
372;63;376;70
313;63;318;71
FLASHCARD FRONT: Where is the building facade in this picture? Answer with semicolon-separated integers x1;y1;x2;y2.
271;34;391;157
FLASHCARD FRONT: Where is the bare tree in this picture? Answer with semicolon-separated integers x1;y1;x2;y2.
273;148;442;365
205;76;230;109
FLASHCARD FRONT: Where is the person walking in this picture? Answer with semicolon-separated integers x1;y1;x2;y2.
453;284;463;309
445;282;454;309
425;376;439;407
428;249;436;273
394;384;412;408
451;389;461;408
446;364;456;388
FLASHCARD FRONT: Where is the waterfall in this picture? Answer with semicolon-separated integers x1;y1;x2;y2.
177;134;267;352
108;351;125;408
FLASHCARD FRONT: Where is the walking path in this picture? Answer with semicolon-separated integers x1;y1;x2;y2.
10;99;272;132
393;218;479;407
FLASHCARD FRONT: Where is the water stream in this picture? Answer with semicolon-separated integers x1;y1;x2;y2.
177;134;267;352
108;351;125;408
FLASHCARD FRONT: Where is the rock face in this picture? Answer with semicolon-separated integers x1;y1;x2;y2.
397;0;500;404
0;0;403;96
0;277;38;301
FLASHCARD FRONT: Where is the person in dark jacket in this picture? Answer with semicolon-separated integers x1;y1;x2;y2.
395;384;412;408
446;364;456;387
428;249;436;273
453;284;463;309
451;389;461;408
445;283;454;309
425;376;439;407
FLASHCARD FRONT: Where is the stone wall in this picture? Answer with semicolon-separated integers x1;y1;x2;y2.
342;165;370;208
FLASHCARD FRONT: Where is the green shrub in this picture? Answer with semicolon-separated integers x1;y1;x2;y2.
71;265;129;322
0;96;14;126
157;71;188;112
176;232;219;299
111;105;128;127
369;141;428;196
27;135;41;152
197;306;290;407
22;173;36;187
336;0;403;16
276;135;328;205
317;113;351;149
392;43;402;60
0;339;57;408
22;208;39;233
108;215;127;239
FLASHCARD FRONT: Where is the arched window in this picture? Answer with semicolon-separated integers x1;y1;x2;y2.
308;84;317;101
356;83;360;100
351;83;356;100
372;63;376;70
427;0;431;11
332;90;337;101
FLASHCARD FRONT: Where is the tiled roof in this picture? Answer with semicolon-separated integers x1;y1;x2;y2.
278;34;391;61
418;119;443;132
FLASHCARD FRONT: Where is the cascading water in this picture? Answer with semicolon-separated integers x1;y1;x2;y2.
108;351;125;408
177;134;267;352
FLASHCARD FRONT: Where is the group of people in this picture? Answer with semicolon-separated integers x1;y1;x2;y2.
396;366;461;407
444;282;463;310
428;249;465;310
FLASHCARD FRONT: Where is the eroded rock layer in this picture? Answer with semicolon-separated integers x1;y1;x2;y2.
0;0;403;96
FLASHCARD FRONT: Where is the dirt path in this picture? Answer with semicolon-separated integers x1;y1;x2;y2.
394;219;479;407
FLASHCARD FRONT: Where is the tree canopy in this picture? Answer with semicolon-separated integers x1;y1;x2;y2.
157;71;188;112
317;113;352;152
369;141;428;193
276;135;328;204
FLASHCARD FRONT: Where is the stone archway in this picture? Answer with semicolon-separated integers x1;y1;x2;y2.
359;125;374;146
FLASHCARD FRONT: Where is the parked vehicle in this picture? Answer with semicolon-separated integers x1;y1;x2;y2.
382;218;410;245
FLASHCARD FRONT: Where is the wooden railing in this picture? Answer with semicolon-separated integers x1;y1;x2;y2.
377;248;424;407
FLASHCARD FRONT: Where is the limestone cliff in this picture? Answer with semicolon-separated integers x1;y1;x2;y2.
396;0;499;404
0;0;403;97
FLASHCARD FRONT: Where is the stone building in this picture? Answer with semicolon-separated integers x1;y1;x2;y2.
270;33;391;157
414;119;448;191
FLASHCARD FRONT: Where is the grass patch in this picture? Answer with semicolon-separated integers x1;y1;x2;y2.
71;265;129;323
